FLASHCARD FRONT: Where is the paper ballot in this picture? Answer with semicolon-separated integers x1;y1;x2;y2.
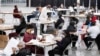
3;38;19;56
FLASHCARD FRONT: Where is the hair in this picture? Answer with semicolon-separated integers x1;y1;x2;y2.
69;21;75;26
63;30;70;36
14;5;18;9
17;41;25;48
36;7;39;10
47;4;51;8
26;24;34;29
58;12;62;18
91;22;96;26
47;12;51;17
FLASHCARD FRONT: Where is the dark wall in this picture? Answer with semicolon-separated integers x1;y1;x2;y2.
98;0;100;9
26;0;76;7
26;0;100;9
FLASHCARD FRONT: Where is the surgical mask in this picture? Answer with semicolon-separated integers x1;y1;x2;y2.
31;30;34;34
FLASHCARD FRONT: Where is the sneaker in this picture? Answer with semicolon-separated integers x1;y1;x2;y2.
64;49;68;55
72;47;77;50
86;47;92;51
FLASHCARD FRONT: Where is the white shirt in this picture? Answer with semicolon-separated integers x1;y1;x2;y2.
68;6;74;12
87;25;100;39
39;7;52;21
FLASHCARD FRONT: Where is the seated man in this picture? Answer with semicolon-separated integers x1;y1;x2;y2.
9;16;26;39
83;22;100;50
48;30;71;56
55;12;64;29
66;21;78;49
27;7;41;22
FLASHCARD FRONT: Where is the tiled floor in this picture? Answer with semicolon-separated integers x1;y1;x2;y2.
0;7;100;56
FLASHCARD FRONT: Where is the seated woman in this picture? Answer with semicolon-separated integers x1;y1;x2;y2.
9;16;26;39
23;24;44;55
13;5;25;25
48;30;71;56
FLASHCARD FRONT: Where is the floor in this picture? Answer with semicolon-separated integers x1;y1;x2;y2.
0;7;100;56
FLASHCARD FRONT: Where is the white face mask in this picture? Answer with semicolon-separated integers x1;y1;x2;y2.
31;30;34;34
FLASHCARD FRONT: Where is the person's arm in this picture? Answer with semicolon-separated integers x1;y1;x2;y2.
23;33;30;42
87;27;91;33
11;54;16;56
11;47;18;56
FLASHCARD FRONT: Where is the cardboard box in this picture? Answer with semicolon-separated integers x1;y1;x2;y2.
0;35;8;49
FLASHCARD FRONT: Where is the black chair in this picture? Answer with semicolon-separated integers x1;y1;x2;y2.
55;40;71;56
55;48;69;56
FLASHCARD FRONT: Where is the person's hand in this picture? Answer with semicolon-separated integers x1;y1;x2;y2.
37;37;41;41
12;47;17;54
54;37;62;42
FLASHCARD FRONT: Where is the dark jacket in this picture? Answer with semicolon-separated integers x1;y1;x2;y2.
70;17;79;24
15;17;26;34
67;25;76;32
56;34;71;52
55;17;64;29
11;48;31;56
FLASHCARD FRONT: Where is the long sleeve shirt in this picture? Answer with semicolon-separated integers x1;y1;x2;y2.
87;25;100;39
23;32;36;42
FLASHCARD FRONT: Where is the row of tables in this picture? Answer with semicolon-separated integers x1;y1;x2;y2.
0;8;100;56
0;19;56;56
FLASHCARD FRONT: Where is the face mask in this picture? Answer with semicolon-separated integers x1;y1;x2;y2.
31;30;34;34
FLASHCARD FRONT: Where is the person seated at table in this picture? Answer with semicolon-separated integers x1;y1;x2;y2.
85;13;96;28
83;22;100;50
13;5;22;19
55;12;64;29
48;30;71;56
11;42;31;56
23;25;44;55
38;4;53;33
59;3;64;8
9;16;26;39
39;4;52;21
69;17;79;24
85;14;91;26
68;6;75;15
66;21;78;49
58;3;66;15
27;7;41;23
